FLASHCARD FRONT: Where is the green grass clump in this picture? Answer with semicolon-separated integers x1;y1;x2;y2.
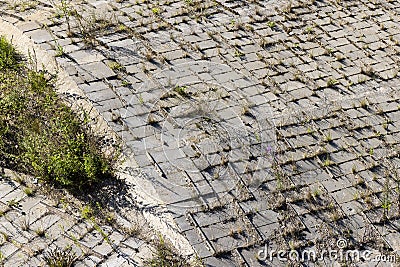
0;36;21;70
0;36;115;190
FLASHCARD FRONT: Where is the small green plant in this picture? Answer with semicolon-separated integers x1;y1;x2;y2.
35;227;45;237
121;80;131;87
360;98;368;108
326;78;338;87
81;205;93;220
118;24;127;32
55;44;65;57
58;0;75;35
138;93;144;104
7;198;18;207
0;36;21;70
267;21;276;28
108;61;124;71
23;187;34;196
381;199;392;212
0;231;9;243
151;7;160;15
174;86;188;96
323;158;333;167
234;48;244;58
324;131;332;142
304;25;314;34
312;188;321;200
325;47;334;55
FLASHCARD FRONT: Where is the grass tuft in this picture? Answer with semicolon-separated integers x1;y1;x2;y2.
44;247;78;267
0;36;21;70
145;235;192;267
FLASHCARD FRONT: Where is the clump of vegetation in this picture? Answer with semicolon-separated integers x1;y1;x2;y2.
174;86;188;97
145;235;192;267
44;247;78;267
0;37;21;70
0;36;116;191
326;78;338;87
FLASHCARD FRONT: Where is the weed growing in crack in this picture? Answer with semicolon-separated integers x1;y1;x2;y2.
44;247;78;267
324;131;332;142
174;86;188;97
151;7;160;15
19;216;30;231
267;21;276;28
145;234;193;267
23;187;34;196
34;227;45;237
7;198;18;207
381;177;392;221
108;61;124;71
360;98;369;108
326;78;338;87
55;44;65;57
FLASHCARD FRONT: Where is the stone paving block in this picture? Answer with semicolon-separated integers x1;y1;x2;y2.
258;222;280;240
108;231;125;246
154;182;195;205
80;62;116;81
99;253;129;267
93;240;113;256
4;250;29;266
26;237;48;255
21;256;42;267
250;210;279;227
202;254;238;267
331;187;358;204
46;219;74;240
96;98;125;112
384;232;400;253
26;29;53;44
17;21;41;33
1;188;25;204
340;200;363;216
123;236;146;251
0;183;16;199
80;231;103;248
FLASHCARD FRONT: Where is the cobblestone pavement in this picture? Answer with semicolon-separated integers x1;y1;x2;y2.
0;169;155;266
1;0;400;266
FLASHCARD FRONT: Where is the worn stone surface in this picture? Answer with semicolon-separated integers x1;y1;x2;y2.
1;0;400;266
0;169;157;266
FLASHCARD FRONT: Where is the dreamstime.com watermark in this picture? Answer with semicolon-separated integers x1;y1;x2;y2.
257;239;397;263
